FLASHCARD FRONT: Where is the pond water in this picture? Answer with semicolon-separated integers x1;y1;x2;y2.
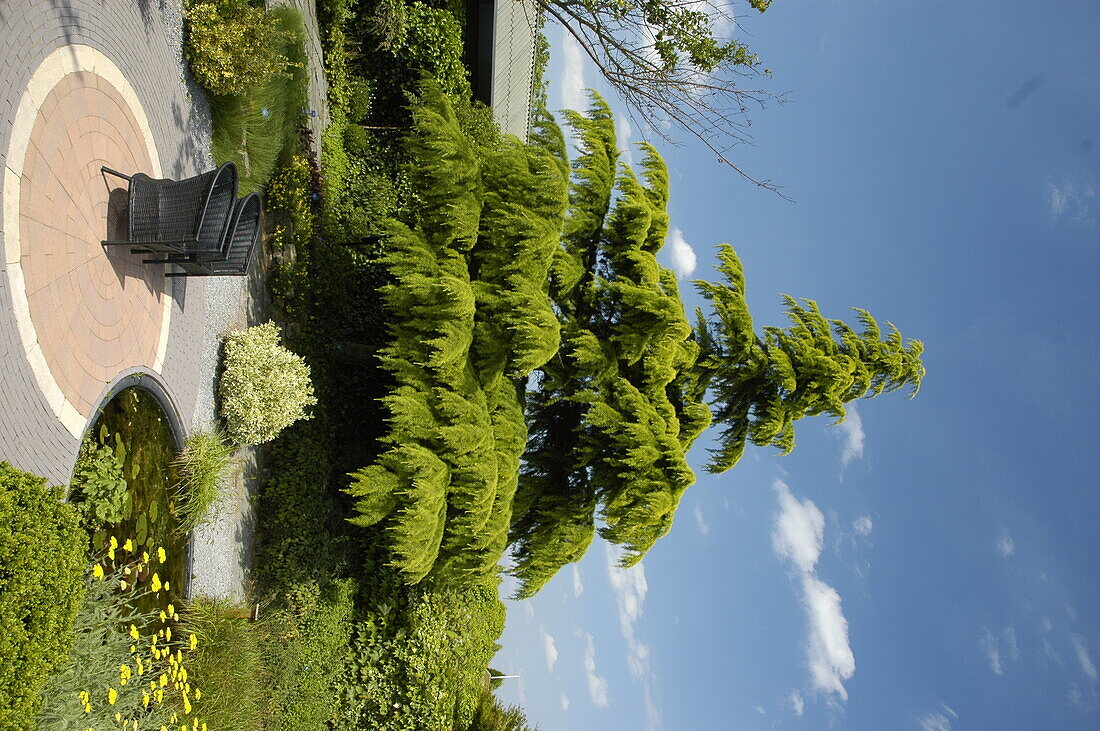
84;386;189;606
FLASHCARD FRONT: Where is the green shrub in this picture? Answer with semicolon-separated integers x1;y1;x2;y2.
172;428;237;533
220;321;318;445
266;578;357;731
70;429;130;528
180;598;270;731
184;0;295;96
469;691;540;731
400;3;470;98
0;462;86;730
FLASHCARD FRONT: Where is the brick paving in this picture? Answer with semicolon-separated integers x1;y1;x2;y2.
0;1;208;485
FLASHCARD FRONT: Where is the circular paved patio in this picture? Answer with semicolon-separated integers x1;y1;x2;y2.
0;2;208;485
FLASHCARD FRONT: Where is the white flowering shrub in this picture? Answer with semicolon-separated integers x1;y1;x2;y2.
219;322;316;445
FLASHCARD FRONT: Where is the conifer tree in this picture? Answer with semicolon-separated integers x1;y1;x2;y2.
695;243;925;473
348;82;568;585
510;93;710;597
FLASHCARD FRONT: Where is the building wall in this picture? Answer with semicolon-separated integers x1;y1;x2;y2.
490;0;539;140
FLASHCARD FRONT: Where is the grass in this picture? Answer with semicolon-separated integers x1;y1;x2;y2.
171;428;237;533
210;5;310;194
181;597;271;731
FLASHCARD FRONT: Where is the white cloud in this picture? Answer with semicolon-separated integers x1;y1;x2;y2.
836;403;866;466
802;574;856;701
772;481;855;702
666;228;697;279
560;693;571;712
542;629;559;672
754;705;766;714
572;564;584;599
1071;634;1098;681
582;633;611;708
789;690;804;717
523;602;535;620
980;627;1004;675
917;711;953;731
997;528;1015;558
606;545;661;728
606;544;651;680
694;501;710;536
941;703;959;719
853;515;873;537
772;480;825;575
1046;177;1097;224
1041;616;1053;634
561;31;587;113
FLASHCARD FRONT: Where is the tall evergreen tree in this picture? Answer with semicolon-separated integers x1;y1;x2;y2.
347;82;568;585
510;93;710;597
695;243;925;473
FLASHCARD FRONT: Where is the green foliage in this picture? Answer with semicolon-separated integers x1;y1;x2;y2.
695;246;926;472
220;321;318;446
179;598;269;731
184;0;296;97
469;691;540;731
333;568;506;730
206;5;309;193
264;578;357;731
70;429;130;528
0;463;85;730
510;94;709;596
171;428;237;533
346;82;567;586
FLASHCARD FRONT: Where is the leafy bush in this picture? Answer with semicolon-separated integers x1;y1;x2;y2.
220;321;318;445
180;597;270;731
399;3;469;98
38;543;203;729
184;0;295;96
469;691;540;731
171;428;237;533
0;462;86;730
70;428;130;528
265;578;357;731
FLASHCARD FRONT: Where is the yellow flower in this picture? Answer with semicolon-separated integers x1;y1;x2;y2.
92;564;104;580
164;580;170;591
194;688;201;701
136;657;145;675
130;624;140;640
159;610;167;623
143;551;150;563
165;627;172;642
107;687;117;705
189;633;197;651
151;573;162;593
183;696;192;715
108;547;115;560
119;579;129;590
124;538;134;552
115;713;122;722
110;536;118;549
157;546;167;563
160;673;168;688
167;603;175;617
130;644;136;654
142;691;150;708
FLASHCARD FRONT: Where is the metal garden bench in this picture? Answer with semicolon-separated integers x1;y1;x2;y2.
100;162;238;259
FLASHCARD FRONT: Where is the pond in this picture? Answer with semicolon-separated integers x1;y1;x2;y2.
82;385;189;607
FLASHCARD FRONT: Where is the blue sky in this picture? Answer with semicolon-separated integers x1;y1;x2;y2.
494;2;1100;729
